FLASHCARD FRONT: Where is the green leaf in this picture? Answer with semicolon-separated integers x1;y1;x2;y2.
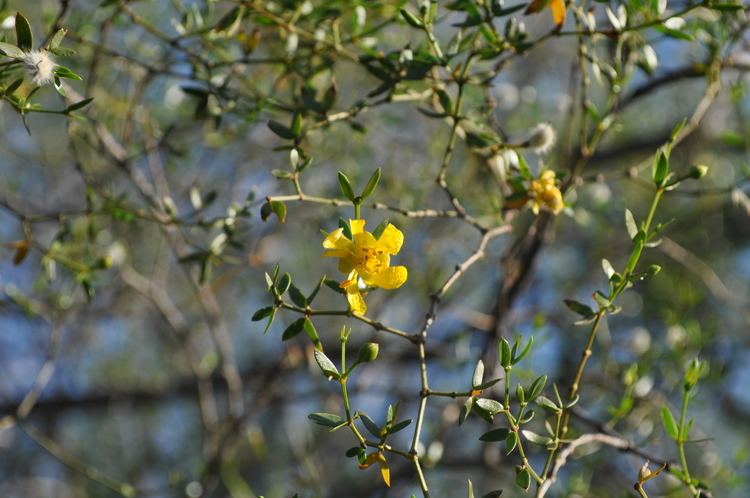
263;308;276;334
521;429;553;445
271;200;287;223
15;12;33;51
0;41;24;59
661;406;679;440
267;120;295;139
653;150;669;186
337;171;355;201
277;273;292;295
515;467;531;491
251;306;273;321
54;66;84;81
474;398;504;414
313;349;339;379
459;397;473;426
505;432;518;454
535;395;559;412
400;8;424;28
4;77;23;96
361;168;381;199
479;428;510;442
308;412;344;427
472;360;485;388
360;413;382;437
290;112;302;137
288;283;308;307
372;218;390;239
281;317;305;341
66;97;94;113
324;278;345;295
527;375;547;402
387;418;412;435
564;299;596;318
47;28;67;50
625;209;638;239
499;338;511;368
512;336;533;365
304;318;321;351
436;88;454;115
467;479;474;498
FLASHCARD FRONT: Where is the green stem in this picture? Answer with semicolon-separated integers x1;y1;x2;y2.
677;388;698;496
354;202;361;220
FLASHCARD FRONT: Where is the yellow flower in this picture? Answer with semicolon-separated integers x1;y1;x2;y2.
322;219;408;314
529;170;564;215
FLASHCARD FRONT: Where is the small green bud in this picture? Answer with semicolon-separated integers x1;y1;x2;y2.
647;264;662;276
687;164;709;179
357;342;379;363
684;357;707;391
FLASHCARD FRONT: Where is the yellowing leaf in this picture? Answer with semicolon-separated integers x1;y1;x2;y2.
550;0;566;26
378;453;391;487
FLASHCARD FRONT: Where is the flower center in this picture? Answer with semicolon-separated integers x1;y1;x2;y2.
352;246;385;274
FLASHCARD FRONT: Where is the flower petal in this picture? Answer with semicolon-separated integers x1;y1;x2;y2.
374;224;404;255
345;284;367;314
323;228;349;250
369;266;408;289
350;219;366;235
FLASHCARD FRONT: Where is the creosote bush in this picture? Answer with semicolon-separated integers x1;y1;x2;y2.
1;1;749;498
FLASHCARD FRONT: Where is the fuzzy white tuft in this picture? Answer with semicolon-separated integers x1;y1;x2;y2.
528;123;557;155
23;50;56;86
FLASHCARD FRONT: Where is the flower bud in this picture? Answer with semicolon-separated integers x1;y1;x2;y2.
687;164;709;179
357;342;379;363
647;264;661;276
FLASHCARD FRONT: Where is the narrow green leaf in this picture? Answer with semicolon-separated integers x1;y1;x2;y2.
499;338;511;368
47;28;67;50
479;428;510;442
267;119;295;139
288;283;308;307
308;412;343;427
66;97;94;113
0;41;24;58
304;318;321;351
387;418;412;435
251;306;273;321
337;171;355;201
360;413;382;438
653;150;669;186
521;429;553;445
472;360;485;388
313;349;339;379
625;209;638;239
281;317;305;341
361;168;381;199
400;8;424;28
53;66;83;81
505;431;518;454
277;273;291;295
527;375;547;402
15;12;33;51
563;299;596;318
660;406;679;440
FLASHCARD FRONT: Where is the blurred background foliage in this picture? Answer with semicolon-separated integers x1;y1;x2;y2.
0;0;749;497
